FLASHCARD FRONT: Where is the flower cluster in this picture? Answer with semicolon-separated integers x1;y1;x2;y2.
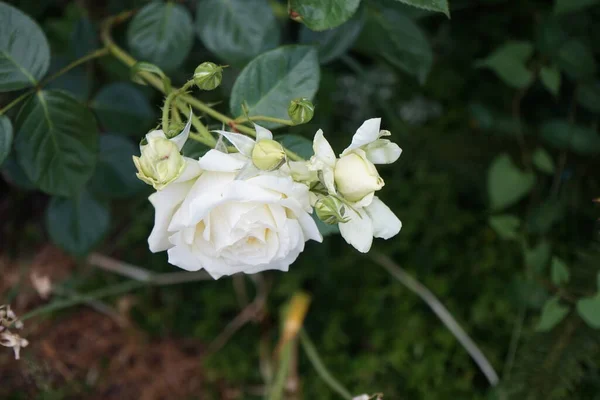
134;116;402;279
0;305;28;360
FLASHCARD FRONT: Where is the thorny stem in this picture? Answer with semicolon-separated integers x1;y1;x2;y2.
162;80;195;133
0;47;109;115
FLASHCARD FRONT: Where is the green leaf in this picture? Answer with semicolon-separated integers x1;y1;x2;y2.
540;66;561;96
299;5;365;64
475;41;534;89
556;39;596;81
0;115;12;167
15;90;99;196
88;135;145;199
276;134;314;159
487;154;535;211
289;0;361;31
488;214;521;240
91;82;155;135
532;148;555;174
71;16;99;59
1;154;35;190
131;61;172;93
391;0;449;16
46;189;110;256
541;120;600;155
45;55;91;101
577;295;600;329
536;296;570;332
230;46;320;129
551;257;570;286
0;2;50;91
554;0;600;15
526;198;564;235
356;7;433;84
576;81;600;114
524;240;551;274
196;0;280;65
126;1;194;72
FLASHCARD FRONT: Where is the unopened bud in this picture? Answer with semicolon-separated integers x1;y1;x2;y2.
315;196;348;225
288;98;314;125
133;137;185;190
334;151;384;202
166;121;186;139
194;62;223;91
251;139;286;171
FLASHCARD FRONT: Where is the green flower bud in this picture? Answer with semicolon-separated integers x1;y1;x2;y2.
251;139;286;171
133;137;186;190
288;98;314;125
315;196;349;225
166;121;186;139
193;62;223;90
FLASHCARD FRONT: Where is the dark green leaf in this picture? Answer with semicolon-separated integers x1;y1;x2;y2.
15;90;99;196
0;2;50;91
475;41;534;89
536;296;570;332
487;154;535;210
131;61;172;93
540;66;560;96
526;198;564;235
554;0;600;15
524;240;551;274
541;120;600;155
88;135;145;199
182;138;211;159
127;1;194;72
0;114;12;166
1;153;35;190
577;295;600;329
576;81;600;113
230;46;320;129
46;189;110;256
551;257;570;286
532;148;555;174
556;39;596;81
91;82;155;135
391;0;449;16
299;5;365;64
196;0;280;65
276;134;314;159
289;0;361;31
45;55;91;101
488;214;520;240
71;16;98;59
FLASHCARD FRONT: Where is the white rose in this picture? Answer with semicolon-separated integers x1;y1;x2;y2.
334;150;384;202
147;149;322;279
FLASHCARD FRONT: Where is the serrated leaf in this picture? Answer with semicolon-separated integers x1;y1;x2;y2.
577;295;600;329
551;257;570;286
536;296;570;332
230;46;320;129
487;154;535;211
476;41;534;89
289;0;361;31
489;214;521;240
88;135;145;199
276;134;314;159
576;81;600;114
0;2;50;91
15;90;99;196
131;61;171;93
0;114;12;166
532;148;555;174
554;0;600;15
540;66;560;96
91;82;155;135
299;5;365;64
196;0;280;65
541;120;600;155
392;0;449;16
556;39;596;81
127;1;193;72
46;189;110;256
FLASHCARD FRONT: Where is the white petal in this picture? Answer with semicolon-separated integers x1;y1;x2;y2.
364;140;402;164
339;207;374;253
313;129;336;166
174;157;203;183
169;110;193;150
322;167;336;195
167;232;203;271
254;124;273;141
140;129;167;152
365;197;402;239
213;130;255;157
352;191;374;208
342;118;381;155
148;180;195;252
280;198;323;243
198;149;247;172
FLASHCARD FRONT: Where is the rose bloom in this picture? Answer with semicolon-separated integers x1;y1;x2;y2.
147;149;322;279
